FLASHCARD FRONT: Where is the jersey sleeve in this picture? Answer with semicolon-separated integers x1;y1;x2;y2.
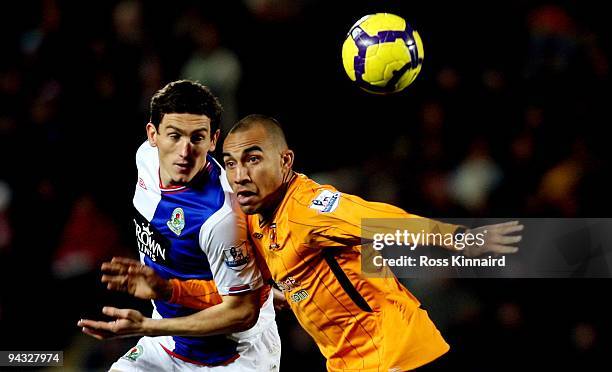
292;187;462;249
199;197;263;295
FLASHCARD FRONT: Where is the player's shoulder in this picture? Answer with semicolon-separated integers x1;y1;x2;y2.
133;141;160;195
287;173;343;217
200;156;242;231
136;140;156;161
135;140;158;172
208;156;233;193
200;191;247;244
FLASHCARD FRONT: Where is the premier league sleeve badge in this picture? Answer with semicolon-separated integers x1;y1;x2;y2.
223;241;250;271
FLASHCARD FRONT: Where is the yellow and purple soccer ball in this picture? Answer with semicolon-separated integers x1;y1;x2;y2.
342;13;424;94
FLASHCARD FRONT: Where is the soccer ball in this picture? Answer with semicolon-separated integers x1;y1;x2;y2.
342;13;424;94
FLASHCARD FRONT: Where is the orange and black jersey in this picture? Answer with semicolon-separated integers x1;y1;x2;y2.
246;173;457;372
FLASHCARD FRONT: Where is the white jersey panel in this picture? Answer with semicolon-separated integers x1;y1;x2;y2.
198;193;263;295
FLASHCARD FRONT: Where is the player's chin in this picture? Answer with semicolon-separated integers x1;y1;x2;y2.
238;202;259;215
171;172;194;184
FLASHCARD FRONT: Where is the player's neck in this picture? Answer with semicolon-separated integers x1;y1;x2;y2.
159;168;178;189
258;171;296;226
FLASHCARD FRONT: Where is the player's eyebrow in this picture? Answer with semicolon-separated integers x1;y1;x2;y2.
165;125;209;134
242;146;263;154
222;145;263;159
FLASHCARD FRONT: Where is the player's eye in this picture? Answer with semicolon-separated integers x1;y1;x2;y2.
247;156;260;164
168;133;180;140
224;160;236;168
191;135;205;143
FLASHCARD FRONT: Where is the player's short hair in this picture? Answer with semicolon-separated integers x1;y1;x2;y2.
229;114;288;149
150;80;222;132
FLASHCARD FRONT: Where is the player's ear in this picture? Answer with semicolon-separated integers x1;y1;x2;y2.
146;123;157;147
209;129;221;152
281;149;294;170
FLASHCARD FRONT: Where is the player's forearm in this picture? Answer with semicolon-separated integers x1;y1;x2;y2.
363;214;465;250
419;217;467;252
142;298;259;337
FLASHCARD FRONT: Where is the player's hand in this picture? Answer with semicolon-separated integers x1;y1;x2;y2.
101;257;172;301
272;288;289;311
78;307;149;339
463;221;524;257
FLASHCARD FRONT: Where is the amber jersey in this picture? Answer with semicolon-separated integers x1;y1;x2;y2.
246;173;458;371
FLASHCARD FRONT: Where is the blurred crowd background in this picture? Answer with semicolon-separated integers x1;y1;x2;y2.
0;0;610;370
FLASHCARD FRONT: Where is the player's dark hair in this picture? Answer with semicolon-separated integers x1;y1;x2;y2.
229;114;288;149
149;80;222;132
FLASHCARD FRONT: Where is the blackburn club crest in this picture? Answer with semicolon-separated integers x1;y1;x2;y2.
121;345;143;362
223;241;250;271
167;208;185;236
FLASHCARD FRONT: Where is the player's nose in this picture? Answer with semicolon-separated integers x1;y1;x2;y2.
233;164;251;184
178;138;191;158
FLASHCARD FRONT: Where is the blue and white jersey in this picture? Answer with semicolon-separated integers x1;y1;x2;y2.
132;141;275;366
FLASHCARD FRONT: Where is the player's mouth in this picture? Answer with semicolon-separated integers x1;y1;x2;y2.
173;162;193;173
236;190;257;205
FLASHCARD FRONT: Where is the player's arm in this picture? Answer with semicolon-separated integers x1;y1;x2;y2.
302;189;461;246
166;202;265;334
78;207;264;339
302;188;522;256
101;257;222;309
78;289;261;339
